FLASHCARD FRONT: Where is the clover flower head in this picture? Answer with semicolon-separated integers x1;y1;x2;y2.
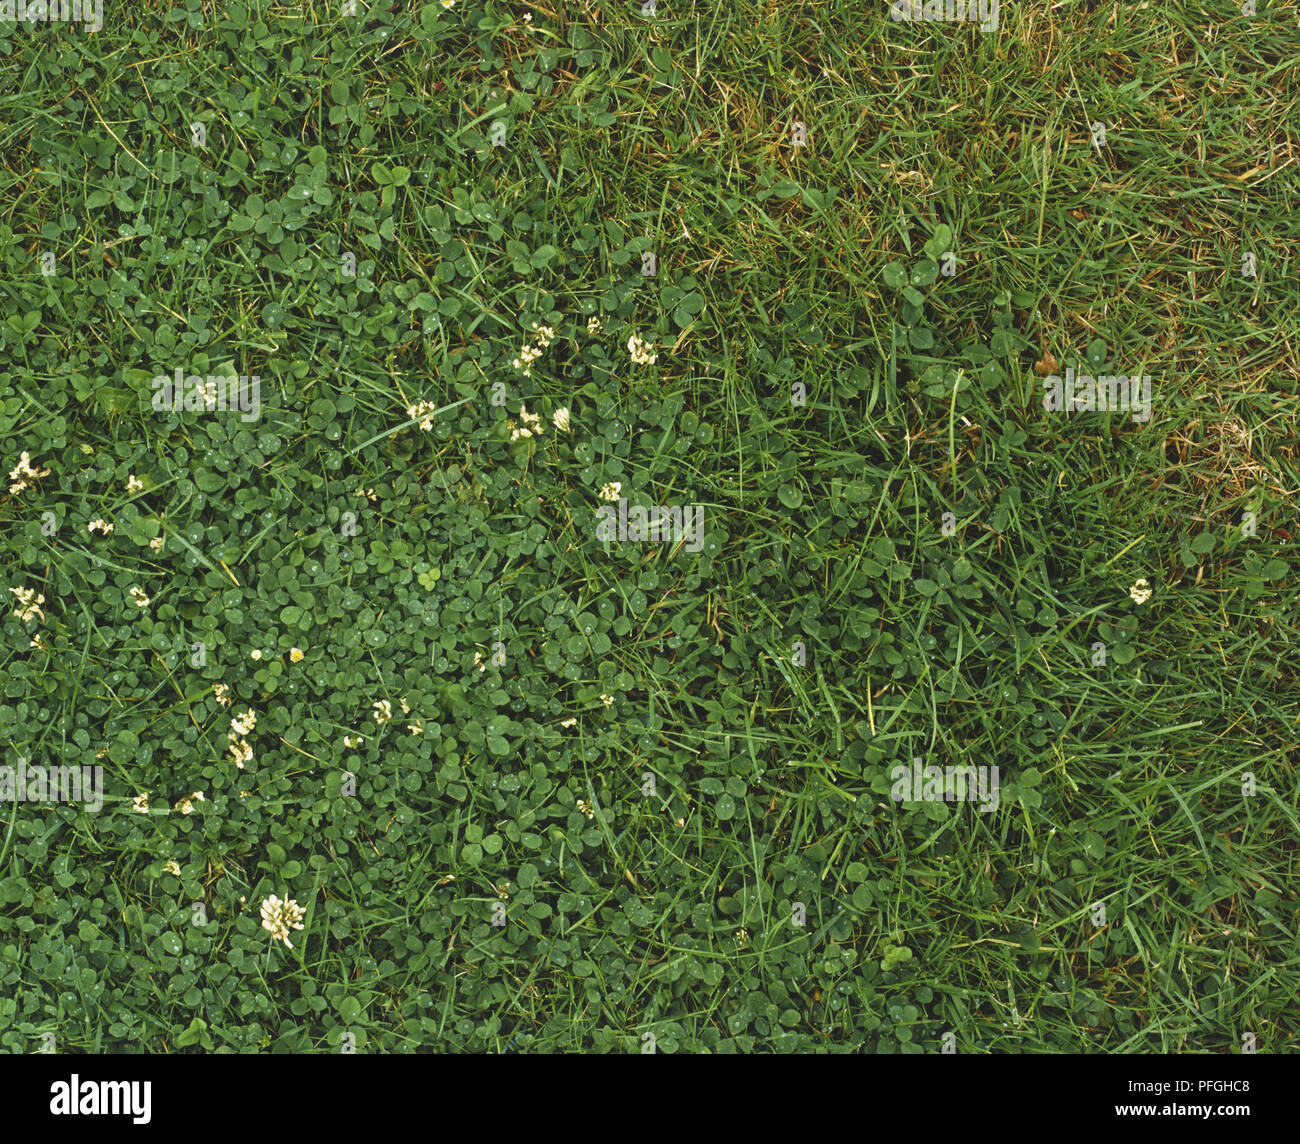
260;895;306;948
627;334;657;365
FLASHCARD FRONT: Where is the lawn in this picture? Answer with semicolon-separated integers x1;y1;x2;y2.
0;0;1297;1053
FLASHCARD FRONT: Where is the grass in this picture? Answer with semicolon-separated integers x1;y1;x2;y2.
0;0;1296;1053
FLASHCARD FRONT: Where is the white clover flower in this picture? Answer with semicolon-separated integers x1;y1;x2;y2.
149;535;164;552
175;797;194;815
576;799;595;820
1129;579;1152;605
128;587;150;608
600;693;614;708
29;634;48;650
473;650;487;672
343;734;364;749
407;400;440;431
126;475;144;494
627;334;657;365
228;737;253;769
373;699;392;724
289;647;304;662
408;722;424;735
399;697;411;715
132;793;149;813
531;323;555;348
260;895;306;948
586;316;601;335
512;345;543;377
191;791;205;802
552;406;570;432
7;452;51;495
440;0;455;7
230;709;257;736
9;586;46;622
250;648;263;660
212;682;232;707
162;859;181;877
88;519;114;535
598;482;621;502
560;717;577;728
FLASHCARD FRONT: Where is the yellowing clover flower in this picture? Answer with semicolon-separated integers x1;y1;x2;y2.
586;316;601;335
230;709;257;736
1129;579;1153;605
576;799;595;820
132;793;149;813
88;519;114;535
8;451;51;495
126;475;144;494
212;682;232;707
598;482;621;502
162;859;181;877
627;334;657;365
128;587;150;608
407;400;440;431
289;647;304;662
373;699;392;724
9;586;46;622
600;693;615;707
260;895;306;948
